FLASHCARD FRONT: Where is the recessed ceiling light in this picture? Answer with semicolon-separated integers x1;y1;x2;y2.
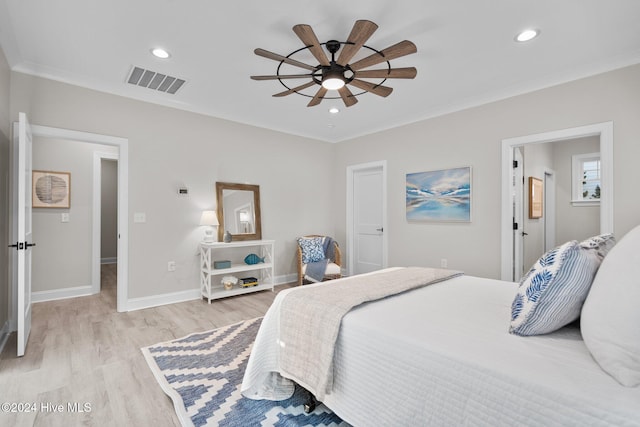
328;107;340;114
515;29;540;43
151;48;170;59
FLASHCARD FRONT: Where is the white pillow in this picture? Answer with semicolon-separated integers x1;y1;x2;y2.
581;225;640;387
579;233;616;259
509;240;601;336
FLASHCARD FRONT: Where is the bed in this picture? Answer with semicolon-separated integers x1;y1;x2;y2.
241;227;640;426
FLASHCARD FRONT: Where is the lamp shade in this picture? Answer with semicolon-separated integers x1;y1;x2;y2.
200;210;219;226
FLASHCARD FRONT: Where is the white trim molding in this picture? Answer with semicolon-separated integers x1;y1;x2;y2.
0;320;11;355
501;122;613;281
32;285;93;303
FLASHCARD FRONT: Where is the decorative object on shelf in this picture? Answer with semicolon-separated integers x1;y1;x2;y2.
223;230;232;243
214;260;231;269
200;210;220;243
221;275;238;290
406;166;472;222
250;20;417;108
240;277;259;288
32;170;71;208
244;253;265;265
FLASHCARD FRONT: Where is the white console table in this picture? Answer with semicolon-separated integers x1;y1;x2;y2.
199;240;275;303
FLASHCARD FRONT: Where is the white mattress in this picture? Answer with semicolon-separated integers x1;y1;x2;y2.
323;275;640;426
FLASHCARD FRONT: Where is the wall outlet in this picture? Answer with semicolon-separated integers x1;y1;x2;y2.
167;261;176;272
440;258;448;268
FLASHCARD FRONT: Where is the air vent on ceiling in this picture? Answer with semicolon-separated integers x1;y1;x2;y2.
126;66;186;95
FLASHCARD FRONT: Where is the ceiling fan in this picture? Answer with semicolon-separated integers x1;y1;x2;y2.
250;20;417;108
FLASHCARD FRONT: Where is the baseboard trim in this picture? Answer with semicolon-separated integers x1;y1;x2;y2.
126;274;295;311
32;285;94;303
0;320;12;355
101;257;117;264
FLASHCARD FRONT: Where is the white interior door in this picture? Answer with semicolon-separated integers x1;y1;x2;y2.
512;147;524;281
14;112;34;357
350;163;386;275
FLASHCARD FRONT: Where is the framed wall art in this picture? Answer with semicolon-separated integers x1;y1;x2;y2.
32;170;71;208
529;176;543;218
406;166;471;222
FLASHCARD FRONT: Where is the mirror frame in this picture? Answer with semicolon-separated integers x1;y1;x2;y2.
216;181;262;241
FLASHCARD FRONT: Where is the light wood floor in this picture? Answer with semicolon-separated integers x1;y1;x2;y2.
0;264;293;427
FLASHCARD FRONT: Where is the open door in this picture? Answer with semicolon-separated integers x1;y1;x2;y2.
11;112;34;357
512;147;524;281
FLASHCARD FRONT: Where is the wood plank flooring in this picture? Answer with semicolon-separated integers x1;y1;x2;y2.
0;264;293;427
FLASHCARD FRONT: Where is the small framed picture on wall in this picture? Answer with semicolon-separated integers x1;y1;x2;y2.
32;170;71;208
529;177;543;218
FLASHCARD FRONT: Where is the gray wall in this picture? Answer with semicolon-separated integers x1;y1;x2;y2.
522;142;554;270
7;60;640;304
0;45;10;334
10;72;336;299
333;64;640;279
552;136;600;244
101;159;117;261
31;137;117;292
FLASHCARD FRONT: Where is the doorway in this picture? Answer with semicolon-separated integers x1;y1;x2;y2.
346;161;388;276
500;122;613;281
28;125;129;311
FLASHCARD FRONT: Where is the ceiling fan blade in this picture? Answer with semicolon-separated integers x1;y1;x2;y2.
349;79;394;97
349;40;417;71
354;67;417;79
273;81;317;97
307;86;328;107
251;74;313;81
254;48;317;71
293;24;330;66
338;86;358;107
336;20;378;66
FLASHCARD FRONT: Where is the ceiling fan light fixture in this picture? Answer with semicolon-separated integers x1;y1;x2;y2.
328;107;340;114
322;78;345;90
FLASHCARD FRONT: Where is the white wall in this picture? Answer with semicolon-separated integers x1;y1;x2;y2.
8;62;640;305
101;159;117;261
10;72;336;301
333;64;640;279
522;143;554;271
31;137;117;292
552;136;600;244
0;45;10;334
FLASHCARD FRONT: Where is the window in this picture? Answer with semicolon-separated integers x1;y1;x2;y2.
572;152;601;205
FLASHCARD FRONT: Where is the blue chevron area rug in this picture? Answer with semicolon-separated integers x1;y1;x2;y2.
141;317;348;427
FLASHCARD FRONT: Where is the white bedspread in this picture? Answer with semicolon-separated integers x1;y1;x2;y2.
242;270;640;426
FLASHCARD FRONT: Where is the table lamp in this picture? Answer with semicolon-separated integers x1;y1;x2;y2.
200;210;219;242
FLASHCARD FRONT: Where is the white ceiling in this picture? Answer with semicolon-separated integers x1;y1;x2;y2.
1;0;639;143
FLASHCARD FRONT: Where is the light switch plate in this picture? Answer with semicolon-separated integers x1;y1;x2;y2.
61;213;70;223
134;212;146;223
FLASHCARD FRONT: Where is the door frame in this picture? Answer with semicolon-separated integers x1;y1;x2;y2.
346;160;388;277
500;122;613;281
93;152;119;295
543;168;556;252
27;125;129;312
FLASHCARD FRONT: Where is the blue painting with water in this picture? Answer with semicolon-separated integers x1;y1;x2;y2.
406;166;471;221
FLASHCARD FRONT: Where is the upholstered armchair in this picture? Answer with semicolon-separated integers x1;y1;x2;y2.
296;235;342;285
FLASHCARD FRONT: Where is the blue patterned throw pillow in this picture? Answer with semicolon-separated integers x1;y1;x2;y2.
509;240;601;336
298;237;325;264
579;233;616;259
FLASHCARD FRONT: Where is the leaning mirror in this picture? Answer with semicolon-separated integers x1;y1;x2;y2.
216;182;262;241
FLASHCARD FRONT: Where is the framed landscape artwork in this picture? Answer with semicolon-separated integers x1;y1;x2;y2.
406;166;471;222
32;170;71;208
